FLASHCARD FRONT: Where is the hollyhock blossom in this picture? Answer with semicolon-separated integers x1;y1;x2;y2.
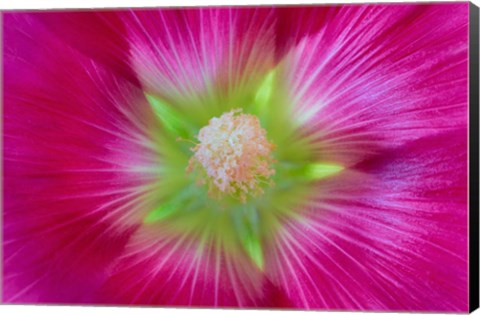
3;3;469;311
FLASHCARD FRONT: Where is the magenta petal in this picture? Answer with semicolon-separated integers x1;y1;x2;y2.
96;227;293;307
122;8;276;102
275;6;341;59
284;4;468;166
265;130;468;311
3;14;158;303
33;11;140;85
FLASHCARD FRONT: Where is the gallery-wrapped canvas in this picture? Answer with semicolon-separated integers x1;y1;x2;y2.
2;1;479;312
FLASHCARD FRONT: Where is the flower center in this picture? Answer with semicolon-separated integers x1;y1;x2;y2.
187;109;276;203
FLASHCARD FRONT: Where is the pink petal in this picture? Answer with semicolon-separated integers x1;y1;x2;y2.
268;5;469;310
33;11;140;85
97;226;293;307
283;3;468;166
265;130;468;311
3;14;158;303
275;6;341;58
122;8;277;103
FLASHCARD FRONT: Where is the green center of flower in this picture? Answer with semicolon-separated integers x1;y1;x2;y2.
187;109;276;203
143;72;346;271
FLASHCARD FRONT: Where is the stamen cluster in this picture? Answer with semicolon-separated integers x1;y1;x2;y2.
188;109;276;203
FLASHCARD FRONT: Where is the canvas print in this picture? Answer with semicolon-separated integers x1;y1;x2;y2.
2;2;478;312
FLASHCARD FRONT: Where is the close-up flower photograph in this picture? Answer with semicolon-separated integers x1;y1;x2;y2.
2;0;479;313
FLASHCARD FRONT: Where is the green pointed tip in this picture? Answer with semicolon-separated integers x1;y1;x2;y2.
305;163;344;180
253;70;276;112
145;93;185;134
242;235;264;270
144;202;177;224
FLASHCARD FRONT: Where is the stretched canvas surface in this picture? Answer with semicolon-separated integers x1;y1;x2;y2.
2;1;479;312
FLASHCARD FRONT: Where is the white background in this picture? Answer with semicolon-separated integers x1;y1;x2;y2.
0;0;479;315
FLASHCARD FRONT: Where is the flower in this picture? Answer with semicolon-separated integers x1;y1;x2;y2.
3;3;469;311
